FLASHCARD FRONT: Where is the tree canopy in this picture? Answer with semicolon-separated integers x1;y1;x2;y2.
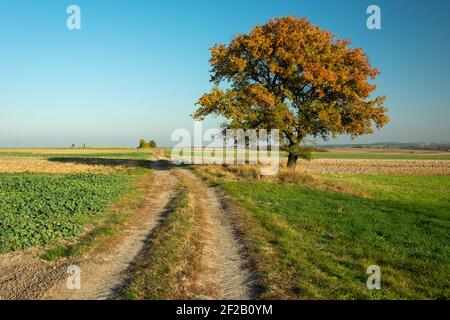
138;139;157;148
193;16;388;167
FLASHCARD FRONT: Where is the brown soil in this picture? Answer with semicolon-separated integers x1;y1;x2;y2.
0;250;67;300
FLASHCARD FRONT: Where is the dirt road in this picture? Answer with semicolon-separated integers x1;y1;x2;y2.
44;168;177;300
0;158;255;300
174;168;255;299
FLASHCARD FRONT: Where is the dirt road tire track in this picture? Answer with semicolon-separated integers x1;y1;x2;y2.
175;168;256;300
44;168;178;300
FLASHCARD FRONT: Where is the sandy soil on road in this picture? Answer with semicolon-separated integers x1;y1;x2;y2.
174;168;255;299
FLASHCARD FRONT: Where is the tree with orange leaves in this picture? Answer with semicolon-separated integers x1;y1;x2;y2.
193;16;389;168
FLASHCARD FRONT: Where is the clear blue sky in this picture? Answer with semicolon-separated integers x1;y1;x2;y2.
0;0;449;147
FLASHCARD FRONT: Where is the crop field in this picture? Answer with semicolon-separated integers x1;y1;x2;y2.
0;148;153;174
0;173;131;253
312;148;450;160
0;148;153;254
172;148;450;160
173;148;450;176
299;148;450;175
296;159;450;175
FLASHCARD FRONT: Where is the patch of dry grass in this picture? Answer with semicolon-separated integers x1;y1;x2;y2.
0;148;142;155
195;164;368;197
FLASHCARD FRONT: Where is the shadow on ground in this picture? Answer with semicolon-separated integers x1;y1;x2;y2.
47;157;179;170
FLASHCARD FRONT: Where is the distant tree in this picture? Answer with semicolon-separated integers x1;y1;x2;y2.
193;16;389;168
149;140;157;148
138;139;148;149
138;139;157;148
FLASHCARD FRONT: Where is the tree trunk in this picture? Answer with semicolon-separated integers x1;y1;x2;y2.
287;153;299;169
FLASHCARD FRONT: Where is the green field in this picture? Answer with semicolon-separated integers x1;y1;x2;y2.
0;173;132;253
221;174;450;299
0;149;157;255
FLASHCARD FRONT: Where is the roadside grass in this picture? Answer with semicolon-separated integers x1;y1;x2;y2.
0;173;133;253
196;164;367;197
196;166;450;299
121;179;206;300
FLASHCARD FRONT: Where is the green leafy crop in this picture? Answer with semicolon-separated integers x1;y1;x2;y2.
0;173;131;253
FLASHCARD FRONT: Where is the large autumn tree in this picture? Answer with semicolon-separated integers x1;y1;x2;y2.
193;16;388;168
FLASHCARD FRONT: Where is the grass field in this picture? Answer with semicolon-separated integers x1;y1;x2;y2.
223;176;449;299
196;164;450;299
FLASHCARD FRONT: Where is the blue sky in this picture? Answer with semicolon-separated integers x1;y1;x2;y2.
0;0;449;147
